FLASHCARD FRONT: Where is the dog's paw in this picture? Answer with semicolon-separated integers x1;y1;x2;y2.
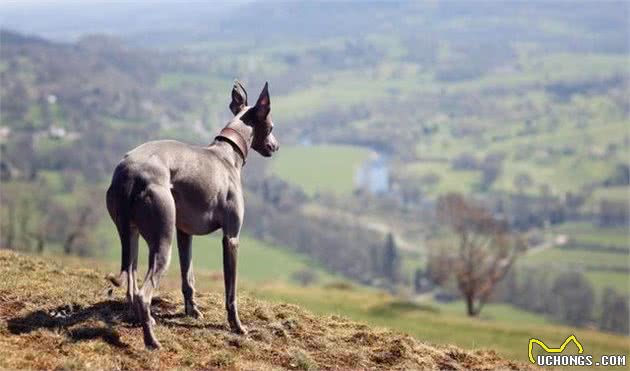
230;323;248;335
189;308;204;319
185;303;204;319
145;338;162;350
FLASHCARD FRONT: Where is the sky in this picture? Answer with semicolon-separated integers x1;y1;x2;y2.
0;0;251;42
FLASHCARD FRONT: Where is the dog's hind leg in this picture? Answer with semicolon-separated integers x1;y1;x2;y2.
106;183;140;319
127;227;139;318
177;229;202;318
108;205;139;318
134;185;175;349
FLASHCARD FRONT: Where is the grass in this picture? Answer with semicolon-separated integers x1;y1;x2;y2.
519;222;630;300
272;67;431;121
521;221;630;296
522;248;628;271
255;283;630;366
588;186;630;209
269;144;372;196
0;250;530;370
408;111;628;196
492;155;617;195
434;300;550;326
585;271;630;294
156;72;230;92
444;53;628;94
397;161;480;195
555;222;629;247
521;246;629;297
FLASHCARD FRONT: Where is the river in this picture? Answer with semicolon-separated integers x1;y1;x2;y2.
355;150;390;194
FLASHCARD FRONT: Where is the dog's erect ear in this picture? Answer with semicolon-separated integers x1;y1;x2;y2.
254;82;270;121
229;80;248;115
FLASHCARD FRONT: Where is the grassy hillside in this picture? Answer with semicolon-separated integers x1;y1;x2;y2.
255;284;630;366
0;250;530;370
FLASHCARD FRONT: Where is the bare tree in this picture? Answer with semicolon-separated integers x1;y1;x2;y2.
62;190;101;255
436;193;524;316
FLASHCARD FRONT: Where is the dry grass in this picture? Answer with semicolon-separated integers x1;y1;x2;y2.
0;250;530;370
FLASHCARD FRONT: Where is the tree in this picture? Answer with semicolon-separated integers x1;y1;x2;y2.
599;288;629;334
436;193;524;316
43;187;102;256
514;172;533;193
419;172;440;191
382;232;400;284
599;199;628;227
479;164;500;191
413;268;424;293
452;152;478;170
478;152;504;191
603;163;630;186
0;182;40;251
550;270;594;326
513;267;553;314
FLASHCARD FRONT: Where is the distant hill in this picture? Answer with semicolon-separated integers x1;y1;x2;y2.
0;29;164;128
0;29;179;179
0;250;530;370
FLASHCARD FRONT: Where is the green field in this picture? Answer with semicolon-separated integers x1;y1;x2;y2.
405;118;627;196
555;222;629;247
398;162;480;195
585;271;630;295
16;209;332;286
434;300;550;326
522;247;629;294
523;248;628;270
521;222;630;297
270;144;372;196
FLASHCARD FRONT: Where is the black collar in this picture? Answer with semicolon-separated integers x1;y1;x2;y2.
215;127;249;165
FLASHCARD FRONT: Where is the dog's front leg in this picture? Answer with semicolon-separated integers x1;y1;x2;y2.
222;234;246;334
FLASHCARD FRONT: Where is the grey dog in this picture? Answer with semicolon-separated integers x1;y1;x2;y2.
106;81;278;349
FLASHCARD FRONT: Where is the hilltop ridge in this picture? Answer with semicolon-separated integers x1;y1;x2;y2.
0;250;529;370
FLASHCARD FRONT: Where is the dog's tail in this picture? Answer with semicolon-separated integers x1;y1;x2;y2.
106;271;126;287
105;166;142;290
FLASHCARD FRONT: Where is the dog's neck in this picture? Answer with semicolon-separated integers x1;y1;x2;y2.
214;120;253;168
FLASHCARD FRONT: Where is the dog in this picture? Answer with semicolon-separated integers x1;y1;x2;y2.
106;81;278;349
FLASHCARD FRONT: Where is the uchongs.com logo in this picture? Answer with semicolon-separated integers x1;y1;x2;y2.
528;335;627;367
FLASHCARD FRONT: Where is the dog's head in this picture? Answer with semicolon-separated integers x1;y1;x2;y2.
229;81;279;157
